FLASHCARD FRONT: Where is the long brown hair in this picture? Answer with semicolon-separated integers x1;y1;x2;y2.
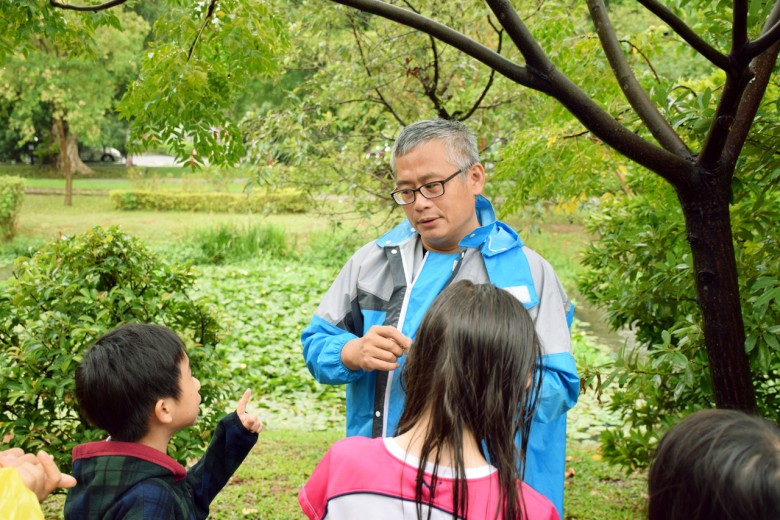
397;280;543;519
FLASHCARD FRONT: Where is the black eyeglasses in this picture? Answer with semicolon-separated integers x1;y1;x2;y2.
390;168;466;205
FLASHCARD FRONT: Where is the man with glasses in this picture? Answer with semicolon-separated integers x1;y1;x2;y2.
302;119;578;516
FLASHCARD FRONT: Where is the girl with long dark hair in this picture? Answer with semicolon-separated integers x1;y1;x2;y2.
299;280;558;519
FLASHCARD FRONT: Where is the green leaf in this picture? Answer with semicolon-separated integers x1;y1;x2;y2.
764;333;780;352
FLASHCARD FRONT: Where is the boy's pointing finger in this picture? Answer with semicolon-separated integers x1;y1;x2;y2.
237;388;252;415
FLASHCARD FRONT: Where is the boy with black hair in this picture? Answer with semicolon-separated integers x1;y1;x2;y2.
64;323;263;519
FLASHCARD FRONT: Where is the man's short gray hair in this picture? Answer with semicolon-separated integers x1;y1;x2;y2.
390;119;481;173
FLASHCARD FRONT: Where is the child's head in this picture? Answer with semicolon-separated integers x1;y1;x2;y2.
75;323;201;442
400;280;541;441
398;280;542;518
648;409;780;520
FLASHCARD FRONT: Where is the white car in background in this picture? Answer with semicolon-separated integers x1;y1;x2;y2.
79;146;125;163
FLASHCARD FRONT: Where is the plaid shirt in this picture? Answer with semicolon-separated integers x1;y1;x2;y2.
64;412;257;519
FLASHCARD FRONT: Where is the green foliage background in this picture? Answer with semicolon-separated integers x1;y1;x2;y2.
0;226;232;470
0;176;24;239
575;88;780;468
109;188;307;214
0;7;148;157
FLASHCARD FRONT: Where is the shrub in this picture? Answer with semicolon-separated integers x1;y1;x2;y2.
299;223;371;269
0;236;45;259
0;226;233;471
579;175;780;470
0;176;25;240
109;189;307;214
184;222;293;264
575;83;780;471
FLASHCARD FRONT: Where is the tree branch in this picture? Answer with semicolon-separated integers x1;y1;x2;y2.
428;35;441;98
733;0;748;51
739;1;780;62
332;0;693;187
49;0;127;11
620;39;660;83
636;0;731;71
348;17;408;126
188;0;218;61
697;72;751;172
419;32;447;116
400;0;443;96
483;0;553;76
470;94;526;111
455;22;504;121
587;0;690;156
721;14;780;174
700;2;780;172
330;0;541;88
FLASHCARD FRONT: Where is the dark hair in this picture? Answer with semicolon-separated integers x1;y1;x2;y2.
390;119;480;173
75;323;186;442
648;409;780;520
397;280;543;520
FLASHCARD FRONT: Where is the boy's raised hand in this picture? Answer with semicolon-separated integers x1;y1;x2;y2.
236;389;264;434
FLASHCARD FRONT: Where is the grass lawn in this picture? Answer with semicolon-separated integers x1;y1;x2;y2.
22;177;250;193
3;163;256;194
12;195;333;247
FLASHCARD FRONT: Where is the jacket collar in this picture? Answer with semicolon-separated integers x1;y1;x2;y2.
72;440;187;481
376;195;522;254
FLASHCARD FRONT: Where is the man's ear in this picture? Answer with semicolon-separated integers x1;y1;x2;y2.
467;163;486;195
153;398;174;425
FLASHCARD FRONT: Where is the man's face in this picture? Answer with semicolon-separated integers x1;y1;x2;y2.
394;139;485;254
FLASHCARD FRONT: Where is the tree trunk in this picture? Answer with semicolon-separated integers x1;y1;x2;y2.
52;117;92;206
677;177;757;411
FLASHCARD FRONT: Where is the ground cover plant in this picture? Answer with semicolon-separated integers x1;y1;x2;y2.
191;261;345;429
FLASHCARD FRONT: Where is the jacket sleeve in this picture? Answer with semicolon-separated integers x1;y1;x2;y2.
521;249;579;517
302;316;365;385
526;249;580;423
301;246;374;385
185;412;258;519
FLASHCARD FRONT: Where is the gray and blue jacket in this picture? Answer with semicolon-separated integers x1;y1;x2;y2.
302;195;579;516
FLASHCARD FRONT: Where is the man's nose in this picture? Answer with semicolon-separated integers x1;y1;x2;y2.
413;192;432;210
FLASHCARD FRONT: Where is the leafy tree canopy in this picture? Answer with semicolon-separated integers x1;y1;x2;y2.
117;0;289;165
0;7;148;148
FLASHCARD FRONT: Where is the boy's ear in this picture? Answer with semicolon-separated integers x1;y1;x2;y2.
153;398;174;425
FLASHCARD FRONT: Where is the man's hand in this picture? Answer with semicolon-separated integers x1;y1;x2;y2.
236;389;264;434
0;448;77;502
341;325;412;371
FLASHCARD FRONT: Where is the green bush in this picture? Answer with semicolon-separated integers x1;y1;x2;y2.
0;176;25;240
579;173;780;469
109;188;307;214
0;235;45;259
184;222;293;264
0;226;233;471
299;224;370;269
